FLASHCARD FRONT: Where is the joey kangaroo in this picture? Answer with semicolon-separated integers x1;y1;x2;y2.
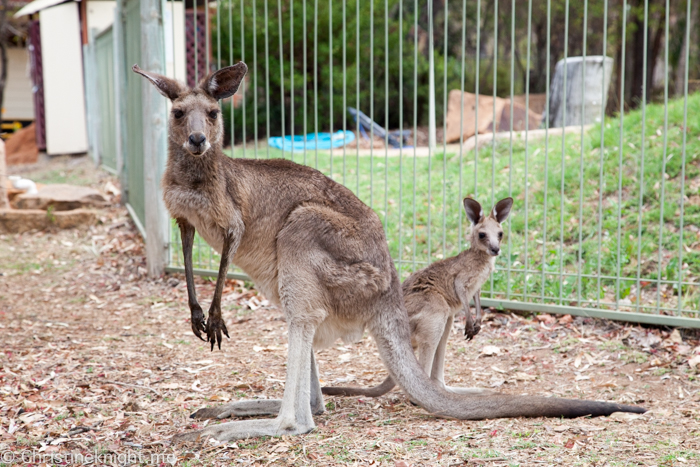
323;197;511;398
132;62;645;443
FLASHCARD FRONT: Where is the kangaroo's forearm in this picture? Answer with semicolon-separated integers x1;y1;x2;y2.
210;230;237;316
178;218;199;309
474;289;483;322
204;229;241;350
455;285;473;322
178;218;207;341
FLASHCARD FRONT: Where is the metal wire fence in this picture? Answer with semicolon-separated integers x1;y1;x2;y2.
165;0;699;327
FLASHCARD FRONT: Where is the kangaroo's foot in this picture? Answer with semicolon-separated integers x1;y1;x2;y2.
172;416;315;443
191;398;326;420
191;399;283;420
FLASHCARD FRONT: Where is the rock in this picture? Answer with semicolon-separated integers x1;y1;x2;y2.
443;90;507;143
0;208;97;233
548;56;613;128
443;90;544;143
54;209;97;229
13;184;108;211
5;123;39;166
511;93;547;115
496;99;543;133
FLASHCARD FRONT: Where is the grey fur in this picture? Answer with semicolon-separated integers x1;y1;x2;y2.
132;64;647;444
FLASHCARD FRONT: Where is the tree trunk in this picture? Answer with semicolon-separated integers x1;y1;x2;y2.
647;12;665;100
630;2;646;107
532;22;548;93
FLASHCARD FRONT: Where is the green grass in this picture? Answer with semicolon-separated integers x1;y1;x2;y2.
171;94;700;315
466;448;505;458
23;166;96;187
658;450;700;466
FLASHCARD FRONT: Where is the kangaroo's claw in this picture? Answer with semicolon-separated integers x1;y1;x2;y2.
190;305;207;341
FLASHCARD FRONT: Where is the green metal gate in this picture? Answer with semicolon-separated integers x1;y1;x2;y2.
164;0;699;328
95;26;117;173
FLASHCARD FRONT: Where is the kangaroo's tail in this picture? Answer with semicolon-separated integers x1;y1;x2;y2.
322;375;396;397
368;297;646;420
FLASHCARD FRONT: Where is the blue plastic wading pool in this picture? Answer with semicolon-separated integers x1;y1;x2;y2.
268;131;355;152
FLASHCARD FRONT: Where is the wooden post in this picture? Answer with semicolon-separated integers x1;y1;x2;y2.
83;28;101;166
113;0;126;193
140;0;169;277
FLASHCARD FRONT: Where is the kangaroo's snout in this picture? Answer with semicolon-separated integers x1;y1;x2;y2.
186;131;210;155
490;246;500;256
189;133;206;146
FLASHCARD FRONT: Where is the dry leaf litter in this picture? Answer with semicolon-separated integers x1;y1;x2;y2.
0;157;698;466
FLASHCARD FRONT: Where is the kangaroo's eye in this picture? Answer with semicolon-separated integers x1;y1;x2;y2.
173;109;184;119
478;232;486;239
498;232;503;239
209;110;218;119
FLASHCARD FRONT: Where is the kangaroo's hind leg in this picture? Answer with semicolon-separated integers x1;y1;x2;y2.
174;216;334;441
191;350;325;420
173;315;319;442
432;315;494;396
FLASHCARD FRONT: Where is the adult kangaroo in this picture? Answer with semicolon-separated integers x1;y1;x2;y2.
132;62;646;443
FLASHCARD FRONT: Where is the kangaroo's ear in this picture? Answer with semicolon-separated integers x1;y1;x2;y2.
463;198;483;225
201;62;248;100
491;197;513;223
132;64;186;101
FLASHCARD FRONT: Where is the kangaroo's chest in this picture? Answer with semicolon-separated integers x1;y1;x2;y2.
456;257;495;307
164;184;226;253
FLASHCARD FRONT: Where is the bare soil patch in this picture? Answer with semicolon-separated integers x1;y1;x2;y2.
1;158;699;466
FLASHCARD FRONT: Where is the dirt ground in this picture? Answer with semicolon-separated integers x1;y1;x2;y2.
1;157;699;467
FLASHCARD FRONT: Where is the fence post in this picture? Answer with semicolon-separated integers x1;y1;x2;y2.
113;2;126;188
140;0;169;277
83;28;101;166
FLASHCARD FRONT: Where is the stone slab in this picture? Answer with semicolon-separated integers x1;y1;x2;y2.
0;208;97;234
13;184;108;211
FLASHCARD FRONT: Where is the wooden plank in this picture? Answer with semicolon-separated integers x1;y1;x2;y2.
96;27;117;172
124;0;145;223
83;29;100;165
139;0;169;278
